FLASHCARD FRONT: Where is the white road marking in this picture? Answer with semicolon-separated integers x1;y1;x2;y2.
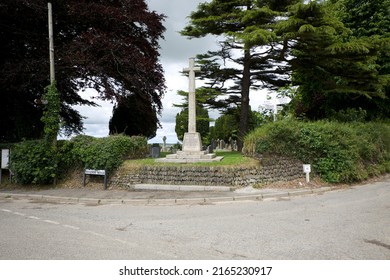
63;224;80;230
1;207;135;248
85;230;107;238
43;219;60;225
13;212;26;216
28;216;40;220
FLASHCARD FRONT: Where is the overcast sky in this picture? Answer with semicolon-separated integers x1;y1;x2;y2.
72;0;272;143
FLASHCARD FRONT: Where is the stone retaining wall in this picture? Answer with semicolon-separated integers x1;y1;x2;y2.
110;156;304;189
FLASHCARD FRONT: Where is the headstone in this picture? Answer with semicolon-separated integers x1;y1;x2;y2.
211;139;216;150
162;136;167;152
220;140;225;150
151;146;161;158
207;145;213;154
233;140;238;151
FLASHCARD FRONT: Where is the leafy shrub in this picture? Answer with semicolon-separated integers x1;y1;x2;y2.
329;108;367;123
10;140;57;184
244;120;390;183
9;135;148;185
57;140;78;172
71;134;147;173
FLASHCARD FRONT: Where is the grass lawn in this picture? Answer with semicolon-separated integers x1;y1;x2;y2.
121;151;259;170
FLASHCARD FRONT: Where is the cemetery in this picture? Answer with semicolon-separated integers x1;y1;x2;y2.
1;55;390;190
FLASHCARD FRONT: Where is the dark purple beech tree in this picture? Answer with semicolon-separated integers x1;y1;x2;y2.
0;0;166;142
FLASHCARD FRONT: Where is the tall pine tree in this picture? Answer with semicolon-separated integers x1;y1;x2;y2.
277;1;389;119
329;0;390;119
181;0;299;150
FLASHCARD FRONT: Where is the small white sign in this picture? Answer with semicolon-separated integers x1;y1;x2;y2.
1;149;10;169
85;169;106;176
303;164;311;173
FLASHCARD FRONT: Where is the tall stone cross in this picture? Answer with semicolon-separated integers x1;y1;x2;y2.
183;58;201;133
154;58;222;161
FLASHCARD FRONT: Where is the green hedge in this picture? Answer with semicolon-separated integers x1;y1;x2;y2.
10;140;58;184
9;135;148;185
71;134;147;173
244;120;390;183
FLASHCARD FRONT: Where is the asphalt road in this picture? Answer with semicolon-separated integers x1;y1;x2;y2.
0;180;389;260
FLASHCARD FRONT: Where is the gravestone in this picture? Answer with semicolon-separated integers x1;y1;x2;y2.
211;139;216;150
220;140;225;150
233;140;238;151
162;136;167;152
151;146;161;158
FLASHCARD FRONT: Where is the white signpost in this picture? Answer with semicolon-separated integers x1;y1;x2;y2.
0;149;10;184
303;164;311;183
1;149;9;169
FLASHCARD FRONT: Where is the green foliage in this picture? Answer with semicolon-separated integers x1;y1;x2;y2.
182;1;299;150
333;0;390;37
213;114;238;141
175;106;210;144
212;109;273;142
9;135;147;185
71;135;147;173
41;82;61;145
244;120;390;183
10;140;58;184
278;0;390;120
329;108;367;122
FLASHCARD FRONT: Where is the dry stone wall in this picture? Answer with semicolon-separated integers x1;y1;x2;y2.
110;156;304;189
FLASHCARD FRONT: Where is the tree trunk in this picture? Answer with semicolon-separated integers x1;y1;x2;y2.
238;49;251;152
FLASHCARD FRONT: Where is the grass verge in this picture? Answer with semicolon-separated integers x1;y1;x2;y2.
120;151;259;171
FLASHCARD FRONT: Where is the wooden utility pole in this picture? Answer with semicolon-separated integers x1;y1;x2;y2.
48;2;55;83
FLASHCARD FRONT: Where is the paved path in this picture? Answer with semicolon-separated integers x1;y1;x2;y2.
0;184;334;205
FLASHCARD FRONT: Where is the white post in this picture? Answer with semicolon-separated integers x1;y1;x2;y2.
303;164;311;183
48;2;55;83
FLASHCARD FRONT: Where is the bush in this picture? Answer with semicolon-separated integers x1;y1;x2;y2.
10;140;57;184
9;135;148;185
244;120;390;183
71;134;147;173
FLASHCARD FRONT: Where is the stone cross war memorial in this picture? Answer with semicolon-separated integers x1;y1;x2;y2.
157;58;223;163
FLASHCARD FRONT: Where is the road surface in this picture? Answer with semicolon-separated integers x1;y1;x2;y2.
0;180;389;259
